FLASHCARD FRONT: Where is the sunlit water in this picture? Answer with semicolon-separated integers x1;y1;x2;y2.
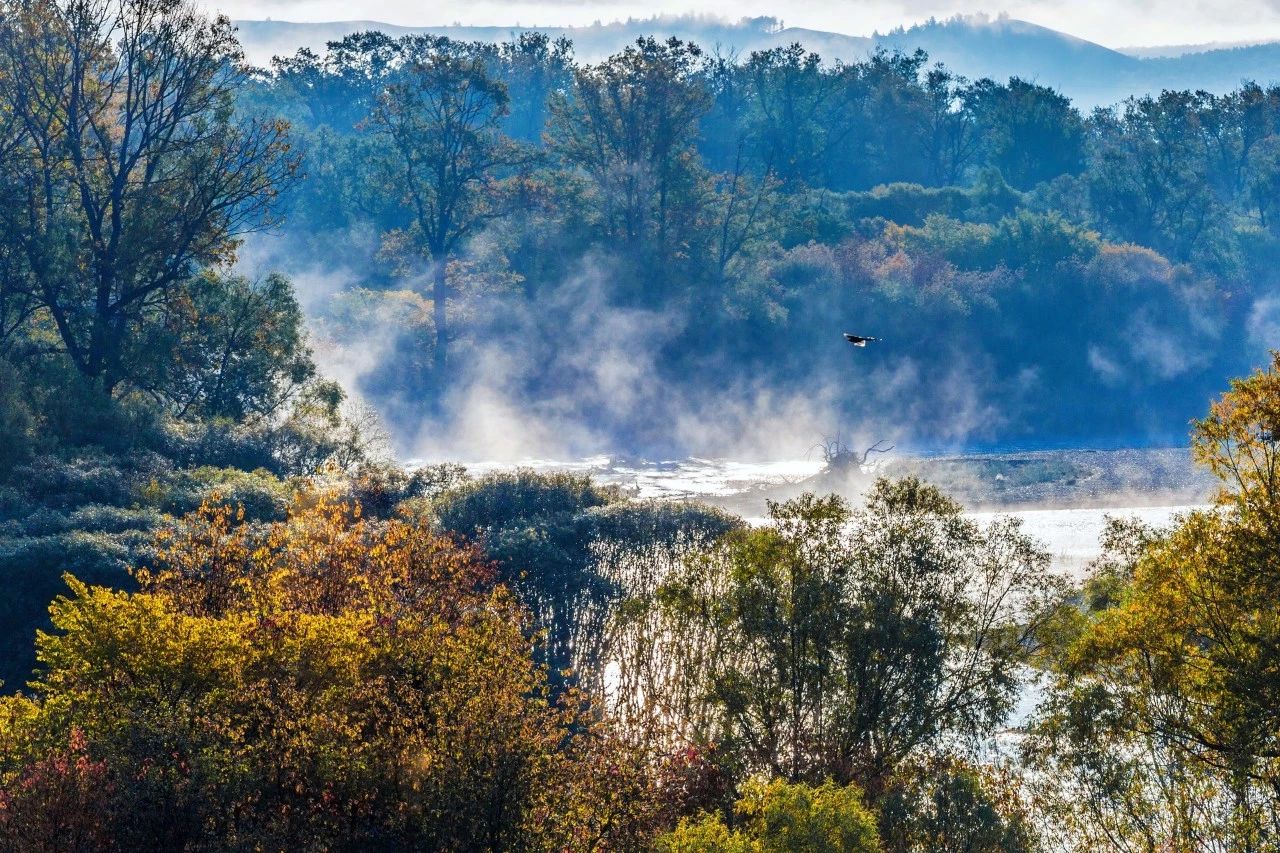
446;454;1202;735
969;504;1197;578
440;455;1202;577
459;454;827;499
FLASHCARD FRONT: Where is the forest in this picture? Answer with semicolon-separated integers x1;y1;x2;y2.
2;0;1280;849
241;24;1280;453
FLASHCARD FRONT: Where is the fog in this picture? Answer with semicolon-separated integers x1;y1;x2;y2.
241;231;1022;468
201;0;1280;52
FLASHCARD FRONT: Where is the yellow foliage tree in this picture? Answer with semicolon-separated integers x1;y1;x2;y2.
0;491;658;850
1026;352;1280;848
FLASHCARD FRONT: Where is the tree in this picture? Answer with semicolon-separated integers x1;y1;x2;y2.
431;470;740;694
495;32;574;144
918;66;980;187
0;492;659;850
742;44;842;189
134;272;316;422
0;0;296;394
1024;353;1280;849
877;757;1037;853
628;480;1064;796
658;777;881;853
967;78;1083;190
549;37;711;300
1085;92;1219;261
1245;134;1280;232
271;30;402;133
370;36;527;380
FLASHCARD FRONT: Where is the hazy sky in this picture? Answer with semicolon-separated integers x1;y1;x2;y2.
200;0;1280;49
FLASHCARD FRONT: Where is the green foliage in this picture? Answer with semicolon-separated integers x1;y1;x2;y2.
155;466;294;522
432;470;624;681
153;272;317;423
623;480;1065;799
1024;354;1280;847
0;0;297;393
432;470;740;692
659;778;881;853
844;183;974;226
966;78;1084;190
878;758;1037;853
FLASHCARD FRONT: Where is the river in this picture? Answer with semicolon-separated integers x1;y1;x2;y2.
451;453;1204;577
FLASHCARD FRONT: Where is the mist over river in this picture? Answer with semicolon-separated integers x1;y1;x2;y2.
425;449;1208;578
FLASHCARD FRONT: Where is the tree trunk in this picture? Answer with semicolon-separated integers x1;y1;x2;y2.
433;257;448;381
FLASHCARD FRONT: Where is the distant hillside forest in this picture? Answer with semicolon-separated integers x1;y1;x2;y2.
218;27;1280;453
7;13;1280;456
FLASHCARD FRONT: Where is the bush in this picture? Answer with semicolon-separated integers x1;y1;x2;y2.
844;183;973;226
156;466;292;522
431;470;625;681
878;758;1037;853
345;461;468;518
0;530;140;690
659;778;881;853
11;451;168;510
0;497;660;850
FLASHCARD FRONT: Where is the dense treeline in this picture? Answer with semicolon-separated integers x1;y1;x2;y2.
241;29;1280;447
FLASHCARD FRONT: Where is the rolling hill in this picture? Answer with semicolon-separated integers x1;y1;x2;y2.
232;13;1280;108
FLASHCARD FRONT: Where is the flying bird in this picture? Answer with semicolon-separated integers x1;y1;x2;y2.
843;333;878;347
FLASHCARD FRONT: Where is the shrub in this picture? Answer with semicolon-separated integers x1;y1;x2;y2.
659;778;880;853
0;496;661;850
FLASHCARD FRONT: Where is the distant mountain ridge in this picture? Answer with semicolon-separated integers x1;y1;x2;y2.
233;14;1280;108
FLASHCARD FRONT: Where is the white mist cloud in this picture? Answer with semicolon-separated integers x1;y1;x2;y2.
398;250;1010;465
200;0;1280;50
1247;295;1280;350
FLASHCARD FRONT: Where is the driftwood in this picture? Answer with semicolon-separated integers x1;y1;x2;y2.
815;435;896;474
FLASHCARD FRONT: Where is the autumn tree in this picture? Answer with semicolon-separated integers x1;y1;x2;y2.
1024;353;1280;849
0;0;296;394
0;492;660;850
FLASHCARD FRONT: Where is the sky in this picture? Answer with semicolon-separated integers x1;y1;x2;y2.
199;0;1280;50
